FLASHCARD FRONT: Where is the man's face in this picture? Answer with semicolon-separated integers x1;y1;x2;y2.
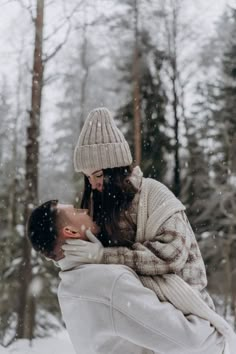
56;204;99;238
52;204;100;261
83;169;104;192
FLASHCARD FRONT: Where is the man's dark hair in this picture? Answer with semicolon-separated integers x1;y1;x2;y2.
27;200;58;257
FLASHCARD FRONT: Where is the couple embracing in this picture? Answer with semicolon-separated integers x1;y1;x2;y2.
28;107;235;354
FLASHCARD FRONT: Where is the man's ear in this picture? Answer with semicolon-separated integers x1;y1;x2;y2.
62;226;81;239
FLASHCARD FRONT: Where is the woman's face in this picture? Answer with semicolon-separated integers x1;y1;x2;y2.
84;169;104;192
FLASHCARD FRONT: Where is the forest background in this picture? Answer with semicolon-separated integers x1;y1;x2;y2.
0;0;236;347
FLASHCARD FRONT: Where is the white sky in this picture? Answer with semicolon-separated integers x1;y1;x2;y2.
0;0;228;119
0;0;228;116
0;0;227;77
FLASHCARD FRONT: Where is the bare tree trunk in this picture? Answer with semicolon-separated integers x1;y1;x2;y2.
172;71;181;197
231;280;236;330
163;0;181;196
79;5;89;132
8;41;25;230
223;238;232;318
133;0;141;166
16;0;44;339
232;286;236;331
171;3;181;197
230;133;236;173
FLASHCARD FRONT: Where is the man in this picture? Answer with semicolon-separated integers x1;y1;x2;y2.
28;200;99;262
27;200;226;354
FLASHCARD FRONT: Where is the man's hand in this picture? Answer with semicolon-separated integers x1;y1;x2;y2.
62;230;104;264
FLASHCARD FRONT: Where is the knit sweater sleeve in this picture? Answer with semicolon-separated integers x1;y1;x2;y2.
102;211;191;276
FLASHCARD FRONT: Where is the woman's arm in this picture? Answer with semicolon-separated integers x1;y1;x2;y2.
103;211;191;276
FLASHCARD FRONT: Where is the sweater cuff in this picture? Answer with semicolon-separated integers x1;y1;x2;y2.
102;247;124;265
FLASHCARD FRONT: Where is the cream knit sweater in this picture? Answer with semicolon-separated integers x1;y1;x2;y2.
103;167;236;348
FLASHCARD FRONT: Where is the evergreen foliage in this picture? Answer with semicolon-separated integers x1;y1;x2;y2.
117;38;171;182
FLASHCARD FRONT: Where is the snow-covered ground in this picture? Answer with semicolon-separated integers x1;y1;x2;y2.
1;330;236;354
0;330;75;354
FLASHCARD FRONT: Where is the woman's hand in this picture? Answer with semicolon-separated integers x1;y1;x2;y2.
62;230;104;264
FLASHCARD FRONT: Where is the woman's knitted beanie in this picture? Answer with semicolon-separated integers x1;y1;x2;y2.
74;107;133;172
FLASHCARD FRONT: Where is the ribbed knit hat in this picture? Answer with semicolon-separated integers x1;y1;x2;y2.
74;107;133;172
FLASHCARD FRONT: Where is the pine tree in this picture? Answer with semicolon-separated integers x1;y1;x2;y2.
141;49;170;181
181;112;213;234
195;7;236;320
117;32;170;182
213;8;236;317
213;10;236;184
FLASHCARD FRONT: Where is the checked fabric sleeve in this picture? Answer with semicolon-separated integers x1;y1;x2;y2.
103;211;192;276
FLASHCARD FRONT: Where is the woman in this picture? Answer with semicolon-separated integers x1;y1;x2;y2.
63;107;234;353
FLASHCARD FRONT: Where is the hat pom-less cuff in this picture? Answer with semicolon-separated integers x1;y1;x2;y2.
74;142;133;172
